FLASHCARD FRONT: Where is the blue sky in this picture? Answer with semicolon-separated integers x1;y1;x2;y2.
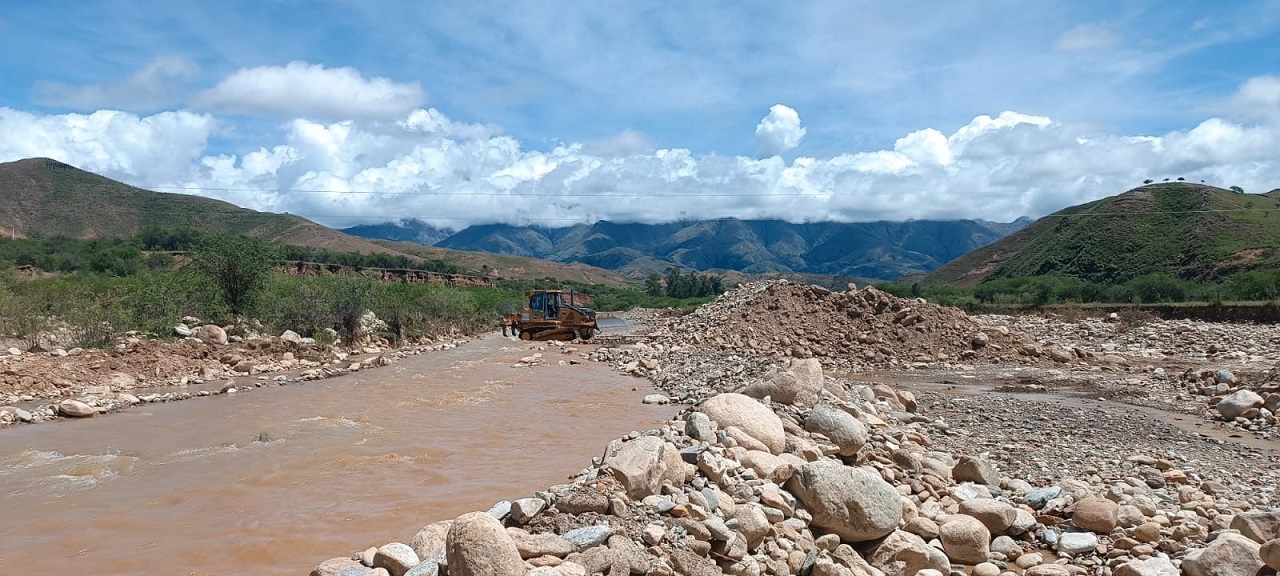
1;0;1279;227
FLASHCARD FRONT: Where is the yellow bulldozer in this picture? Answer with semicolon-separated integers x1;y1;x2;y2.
501;290;599;341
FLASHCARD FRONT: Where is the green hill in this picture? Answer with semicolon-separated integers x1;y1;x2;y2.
927;182;1280;287
0;157;630;284
0;157;396;252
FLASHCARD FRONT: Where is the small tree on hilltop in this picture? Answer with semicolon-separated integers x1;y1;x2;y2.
192;235;278;315
1230;185;1245;193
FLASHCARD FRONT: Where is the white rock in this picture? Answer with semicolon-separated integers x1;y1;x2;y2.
1055;532;1099;556
699;393;785;454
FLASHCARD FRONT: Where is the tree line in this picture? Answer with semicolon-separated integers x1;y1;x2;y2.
880;270;1280;308
0;227;466;276
645;267;725;299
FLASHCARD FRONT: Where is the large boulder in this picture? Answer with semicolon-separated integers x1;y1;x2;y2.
446;512;526;576
951;455;999;486
866;530;947;575
602;436;684;500
58;399;97;418
373;543;420;576
410;521;452;563
1231;511;1280;543
938;514;990;565
506;528;576;559
310;557;364;576
785;460;902;542
1072;496;1119;534
1217;390;1264;420
742;360;823;407
803;403;869;457
699;393;785;454
957;498;1017;534
192;324;228;345
1182;533;1262;576
1262;538;1280;571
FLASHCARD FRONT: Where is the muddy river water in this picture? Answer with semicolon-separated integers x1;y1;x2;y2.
0;334;674;575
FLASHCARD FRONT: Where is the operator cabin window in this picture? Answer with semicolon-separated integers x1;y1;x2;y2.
530;293;545;318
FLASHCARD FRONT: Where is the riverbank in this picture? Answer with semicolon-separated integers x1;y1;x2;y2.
313;280;1279;576
0;333;675;575
0;322;475;427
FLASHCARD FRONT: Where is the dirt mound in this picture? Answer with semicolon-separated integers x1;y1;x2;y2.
667;280;1025;368
592;280;1037;401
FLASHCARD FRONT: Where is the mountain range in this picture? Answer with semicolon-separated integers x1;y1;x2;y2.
345;217;1031;280
22;156;1269;293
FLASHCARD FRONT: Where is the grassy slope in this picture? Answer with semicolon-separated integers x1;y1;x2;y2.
926;183;1280;287
0;158;631;284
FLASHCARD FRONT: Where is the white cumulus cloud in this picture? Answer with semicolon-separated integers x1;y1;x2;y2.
0;107;216;184
1226;75;1280;122
195;61;426;120
2;76;1280;230
755;104;806;158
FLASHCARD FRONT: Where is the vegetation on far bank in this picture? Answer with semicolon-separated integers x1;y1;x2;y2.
0;231;728;351
495;269;725;312
876;269;1280;309
0;232;520;350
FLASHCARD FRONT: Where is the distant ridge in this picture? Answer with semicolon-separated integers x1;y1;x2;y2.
347;217;1029;281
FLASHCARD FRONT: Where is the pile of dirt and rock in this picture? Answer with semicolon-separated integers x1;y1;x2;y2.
668;281;1028;366
593;281;1047;402
312;358;1280;576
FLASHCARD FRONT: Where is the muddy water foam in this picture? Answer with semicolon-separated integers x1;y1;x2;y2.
0;335;673;575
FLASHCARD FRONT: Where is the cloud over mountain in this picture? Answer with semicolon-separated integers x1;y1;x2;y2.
195;61;426;120
755;104;806;158
1;72;1279;230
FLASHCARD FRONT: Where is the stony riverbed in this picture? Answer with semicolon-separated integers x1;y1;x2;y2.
308;281;1280;576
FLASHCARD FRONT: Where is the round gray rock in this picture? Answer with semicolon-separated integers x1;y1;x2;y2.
804;403;869;456
785;459;902;542
1217;389;1264;420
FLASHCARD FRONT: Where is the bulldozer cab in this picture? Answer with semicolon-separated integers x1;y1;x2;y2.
528;291;563;320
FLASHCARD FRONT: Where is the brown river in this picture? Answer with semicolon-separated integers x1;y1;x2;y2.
0;334;674;575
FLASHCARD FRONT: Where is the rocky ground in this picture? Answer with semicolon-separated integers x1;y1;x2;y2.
311;280;1280;576
0;314;472;426
4;279;1279;574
